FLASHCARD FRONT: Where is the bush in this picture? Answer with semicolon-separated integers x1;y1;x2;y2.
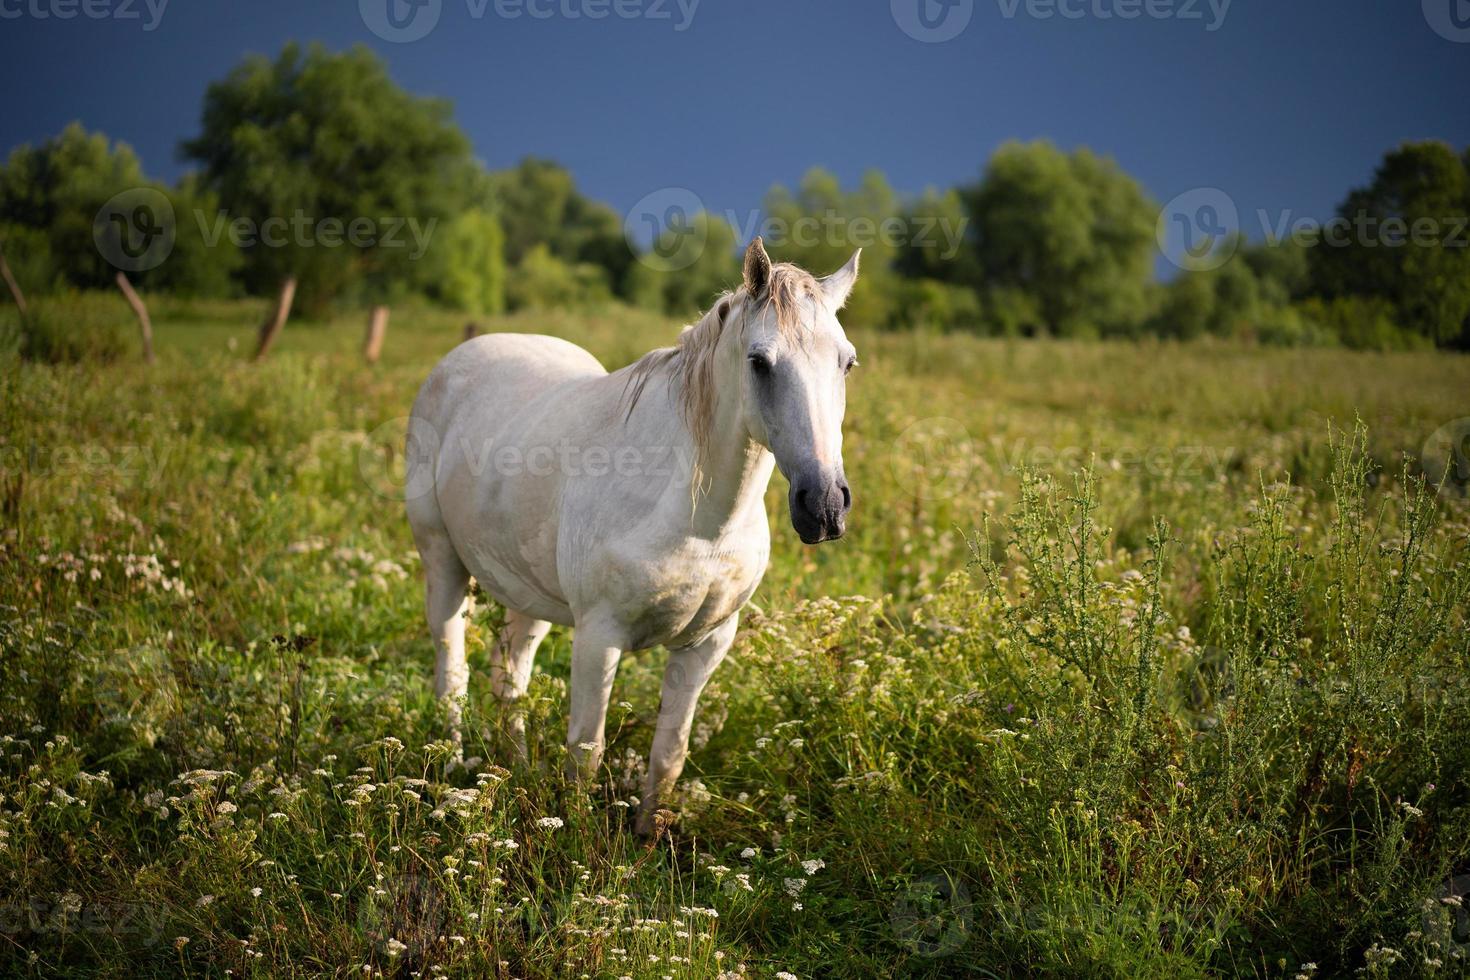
1296;295;1430;351
506;244;612;312
1254;304;1339;348
981;284;1047;337
9;292;131;364
888;277;983;332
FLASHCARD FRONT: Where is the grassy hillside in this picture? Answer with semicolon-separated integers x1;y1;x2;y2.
2;299;1468;977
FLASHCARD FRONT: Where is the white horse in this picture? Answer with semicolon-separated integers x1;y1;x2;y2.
406;238;858;832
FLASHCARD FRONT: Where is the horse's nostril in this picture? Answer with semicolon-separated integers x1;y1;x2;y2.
840;484;851;511
796;488;810;514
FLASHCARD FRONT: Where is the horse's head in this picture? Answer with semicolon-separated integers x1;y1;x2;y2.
737;238;859;545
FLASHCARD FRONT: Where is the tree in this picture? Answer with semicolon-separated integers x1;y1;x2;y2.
626;212;739;317
416;210;506;316
507;243;613;311
1310;141;1470;348
762;168;902;327
894;187;980;286
960;141;1157;338
181;43;477;314
489;158;634;295
0;123;239;296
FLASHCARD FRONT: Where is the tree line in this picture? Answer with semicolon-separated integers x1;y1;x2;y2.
2;42;1467;350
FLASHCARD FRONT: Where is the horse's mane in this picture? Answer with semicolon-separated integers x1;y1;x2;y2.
621;262;821;488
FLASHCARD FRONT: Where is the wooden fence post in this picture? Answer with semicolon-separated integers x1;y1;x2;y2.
0;244;27;315
115;273;155;365
364;305;390;364
253;277;297;362
463;321;479;343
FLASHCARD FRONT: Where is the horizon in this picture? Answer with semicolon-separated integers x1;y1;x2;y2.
2;0;1468;267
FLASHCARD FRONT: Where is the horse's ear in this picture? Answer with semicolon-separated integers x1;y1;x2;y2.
820;248;861;309
743;237;772;295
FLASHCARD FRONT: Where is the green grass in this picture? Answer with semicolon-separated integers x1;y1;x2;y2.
1;296;1468;978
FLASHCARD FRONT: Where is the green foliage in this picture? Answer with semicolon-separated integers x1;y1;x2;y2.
0;123;147;290
415;210;507;316
1295;295;1431;352
1153;268;1219;340
505;243;612;311
181;43;476;315
762;169;903;328
489;157;634;294
887;277;983;332
1311;141;1470;348
0;223;61;296
981;283;1047;337
961;140;1158;338
4;291;131;364
0;126;242;301
894;186;978;285
626;212;740;317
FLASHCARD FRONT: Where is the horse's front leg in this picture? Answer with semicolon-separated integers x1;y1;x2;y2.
636;614;738;835
565;616;626;782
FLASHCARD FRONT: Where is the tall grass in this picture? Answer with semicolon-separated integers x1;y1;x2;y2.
0;302;1467;977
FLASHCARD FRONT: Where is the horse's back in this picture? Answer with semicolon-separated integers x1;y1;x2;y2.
413;333;606;427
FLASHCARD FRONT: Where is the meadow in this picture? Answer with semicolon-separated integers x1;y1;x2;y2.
2;296;1469;978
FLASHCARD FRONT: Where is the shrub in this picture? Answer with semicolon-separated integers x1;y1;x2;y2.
888;277;983;332
506;243;612;312
10;291;131;364
1296;295;1430;351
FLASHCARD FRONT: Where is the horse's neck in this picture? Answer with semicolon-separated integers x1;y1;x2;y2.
677;346;774;539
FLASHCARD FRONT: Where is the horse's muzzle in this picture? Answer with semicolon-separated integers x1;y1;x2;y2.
789;468;851;544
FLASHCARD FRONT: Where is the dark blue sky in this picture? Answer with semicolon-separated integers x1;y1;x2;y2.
1;0;1468;249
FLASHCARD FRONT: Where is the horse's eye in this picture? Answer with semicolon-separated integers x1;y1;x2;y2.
748;353;772;375
843;357;858;376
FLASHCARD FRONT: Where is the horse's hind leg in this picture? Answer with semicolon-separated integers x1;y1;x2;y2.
416;529;471;749
489;609;552;761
